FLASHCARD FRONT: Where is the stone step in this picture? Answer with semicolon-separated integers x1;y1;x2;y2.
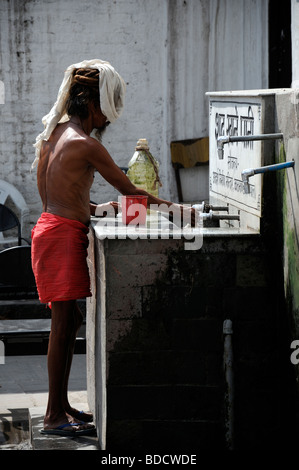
29;406;100;450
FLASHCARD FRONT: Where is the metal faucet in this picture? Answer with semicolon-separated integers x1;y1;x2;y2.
241;160;295;194
217;133;283;159
192;201;229;213
192;203;240;226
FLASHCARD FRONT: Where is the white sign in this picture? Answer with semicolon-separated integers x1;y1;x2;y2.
209;99;263;217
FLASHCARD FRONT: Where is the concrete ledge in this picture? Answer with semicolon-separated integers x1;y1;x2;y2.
29;406;100;450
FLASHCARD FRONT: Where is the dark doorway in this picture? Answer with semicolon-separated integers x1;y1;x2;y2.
269;0;292;88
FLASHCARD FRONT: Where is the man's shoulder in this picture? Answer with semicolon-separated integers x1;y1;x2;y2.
82;135;109;158
60;127;111;165
64;132;104;156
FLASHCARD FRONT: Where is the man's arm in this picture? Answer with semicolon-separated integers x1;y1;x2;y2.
85;139;197;225
85;138;143;195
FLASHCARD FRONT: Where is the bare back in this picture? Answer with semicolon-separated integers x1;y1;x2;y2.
37;122;95;225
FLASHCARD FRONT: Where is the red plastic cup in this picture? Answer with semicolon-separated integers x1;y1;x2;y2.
121;195;148;225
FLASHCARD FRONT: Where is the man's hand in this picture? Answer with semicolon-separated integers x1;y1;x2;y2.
168;203;198;227
94;201;120;217
182;205;198;227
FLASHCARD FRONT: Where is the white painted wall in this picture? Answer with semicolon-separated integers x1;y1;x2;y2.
0;0;269;226
292;0;299;84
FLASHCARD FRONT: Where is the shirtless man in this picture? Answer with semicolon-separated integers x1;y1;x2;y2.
31;63;195;437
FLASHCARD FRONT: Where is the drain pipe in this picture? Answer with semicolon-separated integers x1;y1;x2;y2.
223;319;234;450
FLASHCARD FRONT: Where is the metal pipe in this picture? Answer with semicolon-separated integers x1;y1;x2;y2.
200;211;240;221
217;133;283;159
223;319;234;450
205;204;229;213
212;214;240;221
242;160;294;194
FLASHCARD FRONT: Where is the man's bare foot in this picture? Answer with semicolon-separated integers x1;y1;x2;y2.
43;411;93;430
41;418;96;436
65;406;94;423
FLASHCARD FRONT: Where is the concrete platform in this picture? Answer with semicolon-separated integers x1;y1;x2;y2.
29;406;100;450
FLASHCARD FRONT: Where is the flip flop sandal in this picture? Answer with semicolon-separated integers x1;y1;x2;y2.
76;410;94;423
40;422;96;437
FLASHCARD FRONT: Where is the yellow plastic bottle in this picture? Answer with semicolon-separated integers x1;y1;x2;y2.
127;138;162;199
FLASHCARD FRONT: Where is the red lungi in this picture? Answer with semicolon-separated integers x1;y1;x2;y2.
31;212;92;303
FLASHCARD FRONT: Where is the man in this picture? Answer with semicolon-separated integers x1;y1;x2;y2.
31;59;195;437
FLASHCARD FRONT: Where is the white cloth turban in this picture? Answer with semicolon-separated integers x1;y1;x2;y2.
32;59;126;168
